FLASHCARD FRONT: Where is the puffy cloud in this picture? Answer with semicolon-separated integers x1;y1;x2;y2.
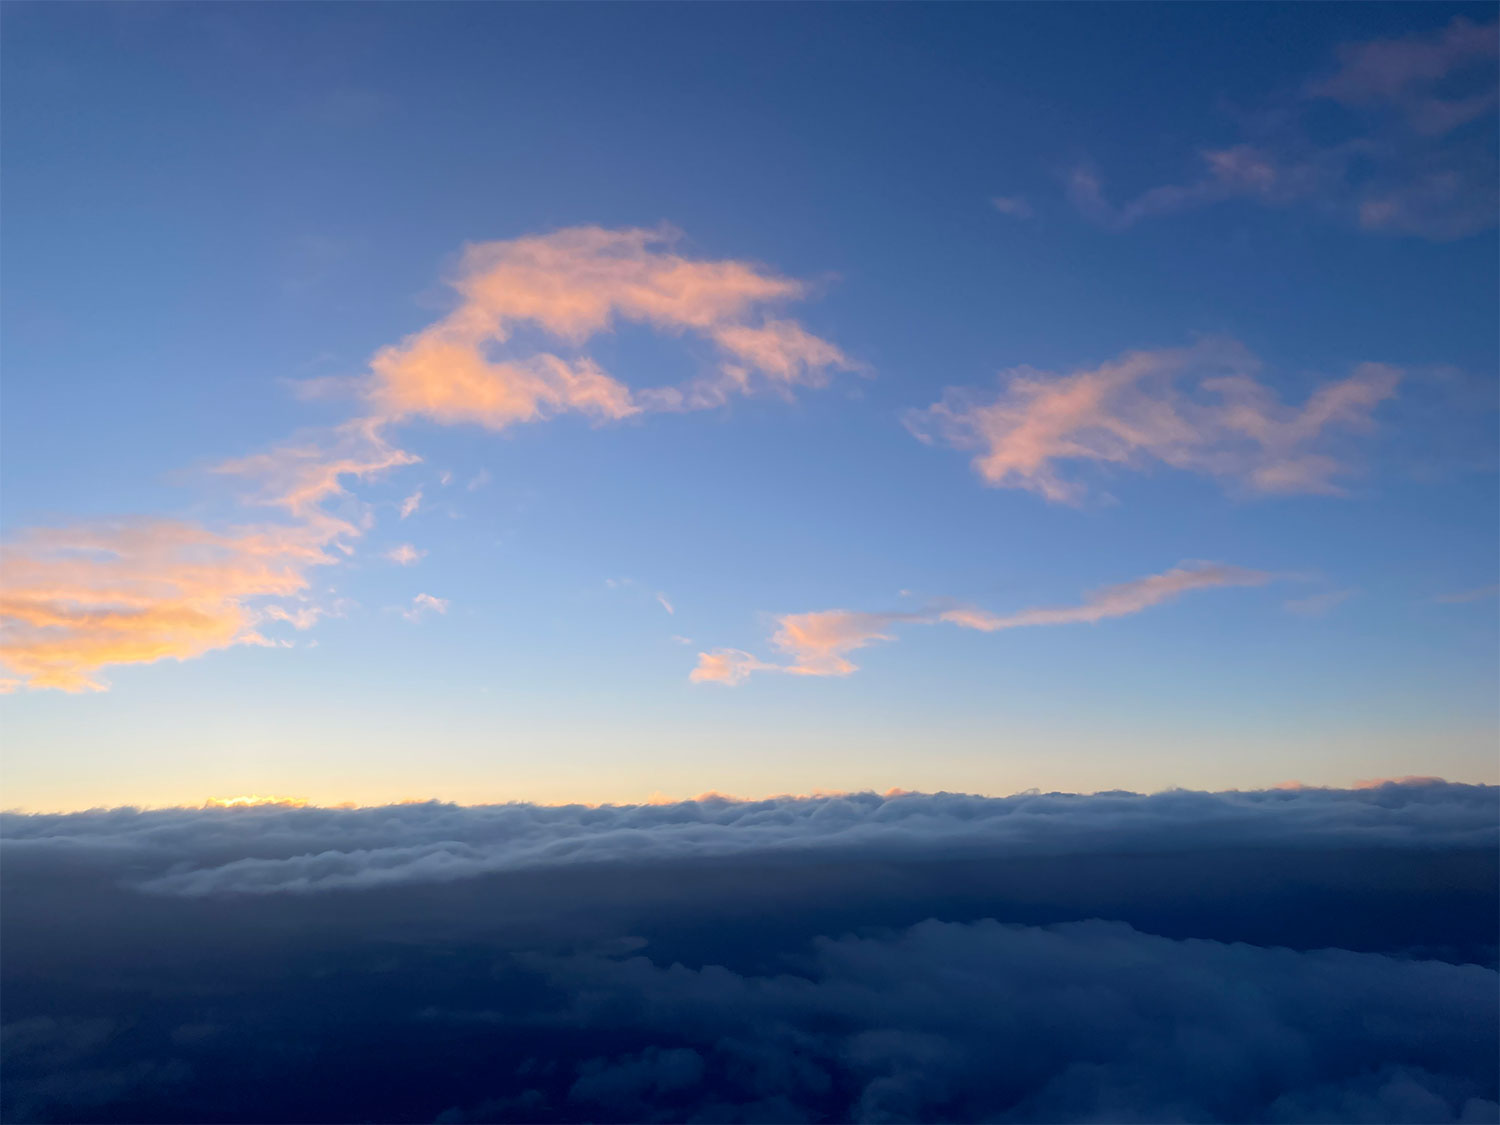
512;917;1496;1125
363;225;856;430
908;339;1399;503
1063;17;1498;239
5;781;1489;898
696;562;1274;684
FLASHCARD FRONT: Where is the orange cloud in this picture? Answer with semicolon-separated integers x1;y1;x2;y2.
214;418;418;530
770;609;922;677
693;563;1275;684
0;518;338;692
689;649;776;685
3;421;416;693
5;227;853;693
909;340;1399;503
363;226;855;430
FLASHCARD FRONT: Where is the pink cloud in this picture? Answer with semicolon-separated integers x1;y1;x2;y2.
908;340;1400;504
1063;19;1498;239
689;648;777;685
991;195;1034;219
3;421;417;693
1312;17;1498;133
938;563;1273;631
694;562;1275;685
0;518;339;692
363;226;855;431
770;610;920;677
401;593;449;622
385;544;426;566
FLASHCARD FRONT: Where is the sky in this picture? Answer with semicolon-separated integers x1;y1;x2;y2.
2;2;1497;811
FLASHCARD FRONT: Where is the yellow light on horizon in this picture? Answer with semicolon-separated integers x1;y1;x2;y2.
203;794;308;809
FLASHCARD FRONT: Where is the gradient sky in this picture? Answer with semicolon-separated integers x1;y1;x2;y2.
2;2;1496;812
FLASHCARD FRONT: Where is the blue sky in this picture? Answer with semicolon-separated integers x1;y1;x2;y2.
2;3;1496;810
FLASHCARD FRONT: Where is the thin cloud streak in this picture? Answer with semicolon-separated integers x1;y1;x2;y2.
1435;583;1500;604
1284;589;1356;616
692;562;1274;684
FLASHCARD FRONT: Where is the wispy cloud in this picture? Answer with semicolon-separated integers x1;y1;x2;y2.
401;593;449;622
1062;17;1498;240
655;593;675;616
385;544;426;566
214;418;419;532
692;562;1274;684
1311;16;1499;135
936;563;1274;631
990;195;1035;219
1435;583;1500;604
1284;589;1355;616
4;228;854;692
2;421;414;693
907;339;1399;504
362;225;858;429
0;520;339;692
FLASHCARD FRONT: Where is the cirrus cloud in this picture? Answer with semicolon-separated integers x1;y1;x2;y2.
692;561;1274;684
907;339;1400;504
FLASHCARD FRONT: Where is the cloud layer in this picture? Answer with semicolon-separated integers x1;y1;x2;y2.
5;781;1492;897
693;561;1273;683
908;339;1399;503
2;781;1494;1122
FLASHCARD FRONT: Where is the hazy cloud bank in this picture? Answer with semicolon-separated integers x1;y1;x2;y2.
4;781;1493;898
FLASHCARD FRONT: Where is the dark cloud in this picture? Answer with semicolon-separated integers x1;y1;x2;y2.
2;783;1495;1123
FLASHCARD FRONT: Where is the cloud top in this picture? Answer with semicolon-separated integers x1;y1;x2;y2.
5;780;1490;897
